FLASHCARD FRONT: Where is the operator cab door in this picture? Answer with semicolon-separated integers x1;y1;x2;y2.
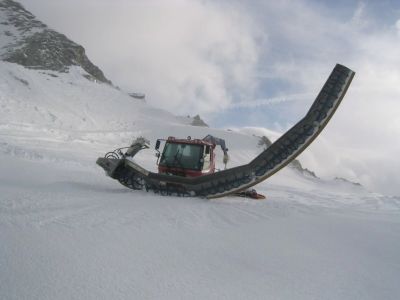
202;145;212;171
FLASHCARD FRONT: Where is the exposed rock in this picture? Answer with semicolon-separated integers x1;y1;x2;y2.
0;0;111;84
128;92;146;101
9;71;29;86
256;135;317;177
0;0;46;35
257;135;272;149
334;177;362;186
191;115;209;127
290;159;317;178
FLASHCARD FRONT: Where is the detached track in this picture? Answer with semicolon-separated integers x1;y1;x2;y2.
97;64;355;199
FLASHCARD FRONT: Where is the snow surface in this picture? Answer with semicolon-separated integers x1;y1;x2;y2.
1;61;400;299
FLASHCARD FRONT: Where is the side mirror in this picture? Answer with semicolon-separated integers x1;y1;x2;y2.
205;146;210;154
155;140;161;150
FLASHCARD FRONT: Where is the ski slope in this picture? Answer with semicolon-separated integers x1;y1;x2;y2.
1;61;400;299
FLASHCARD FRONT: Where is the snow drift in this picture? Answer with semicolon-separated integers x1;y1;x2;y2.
1;1;400;299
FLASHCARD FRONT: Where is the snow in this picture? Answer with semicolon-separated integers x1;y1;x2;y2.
1;61;400;299
0;5;45;56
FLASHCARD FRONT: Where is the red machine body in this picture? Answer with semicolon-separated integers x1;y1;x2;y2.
154;135;264;199
156;136;219;177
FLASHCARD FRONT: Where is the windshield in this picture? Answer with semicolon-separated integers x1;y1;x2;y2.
159;142;204;170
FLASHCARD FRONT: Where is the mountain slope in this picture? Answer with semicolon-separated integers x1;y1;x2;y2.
1;2;400;300
0;0;109;83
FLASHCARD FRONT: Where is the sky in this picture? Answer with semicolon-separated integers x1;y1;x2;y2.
18;0;400;196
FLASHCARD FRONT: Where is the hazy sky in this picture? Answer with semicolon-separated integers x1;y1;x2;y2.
18;0;400;196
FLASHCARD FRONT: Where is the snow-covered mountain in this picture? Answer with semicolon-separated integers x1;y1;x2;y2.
0;0;109;83
1;1;399;299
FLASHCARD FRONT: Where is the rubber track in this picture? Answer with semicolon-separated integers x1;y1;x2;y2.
97;64;355;199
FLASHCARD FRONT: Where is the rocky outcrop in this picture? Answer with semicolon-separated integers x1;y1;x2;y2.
128;92;146;101
0;0;111;84
0;0;45;34
257;135;317;177
290;159;317;178
334;177;362;186
190;115;209;127
257;135;272;149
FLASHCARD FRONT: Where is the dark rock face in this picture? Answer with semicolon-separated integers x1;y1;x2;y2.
128;92;146;101
257;135;272;149
290;159;317;178
191;115;209;127
0;0;111;84
5;30;111;83
0;0;45;33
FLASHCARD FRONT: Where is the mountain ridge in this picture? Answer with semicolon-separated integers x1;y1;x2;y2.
0;0;361;189
0;0;110;83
